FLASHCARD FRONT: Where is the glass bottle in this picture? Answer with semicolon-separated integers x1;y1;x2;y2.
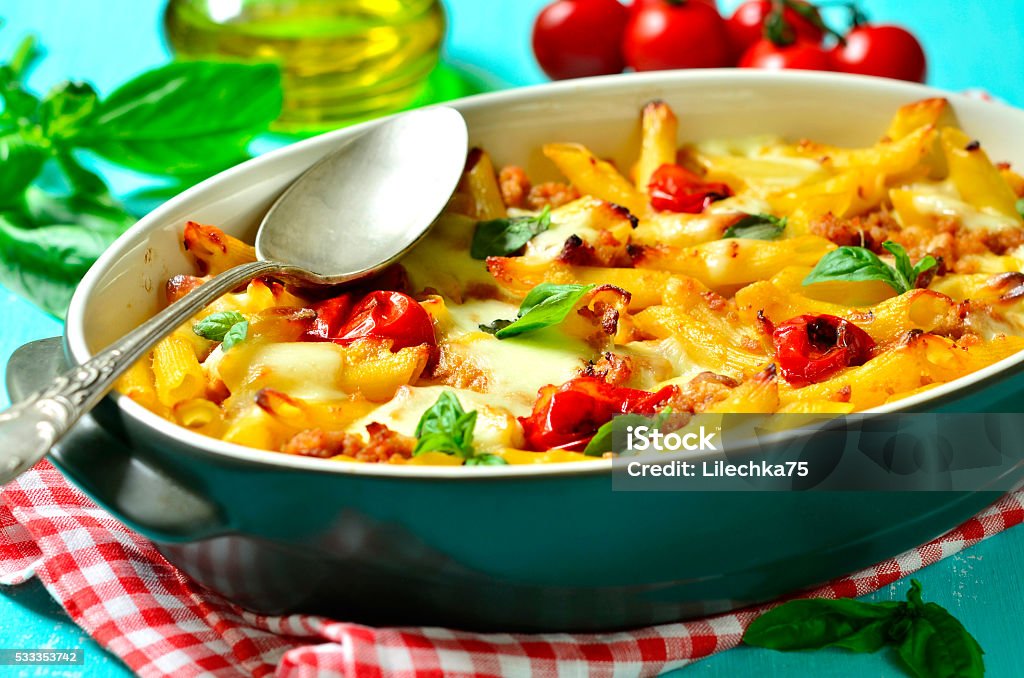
164;0;446;134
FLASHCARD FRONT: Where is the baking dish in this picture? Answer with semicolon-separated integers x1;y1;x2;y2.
8;70;1024;631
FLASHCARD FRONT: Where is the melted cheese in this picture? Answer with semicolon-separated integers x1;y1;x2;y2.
900;182;1021;232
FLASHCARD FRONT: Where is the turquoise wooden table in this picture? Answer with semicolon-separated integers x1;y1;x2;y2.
1;1;1023;676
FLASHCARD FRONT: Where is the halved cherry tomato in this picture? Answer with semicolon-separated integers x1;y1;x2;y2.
333;291;436;352
740;38;833;71
830;24;927;83
623;0;732;72
772;314;875;387
520;377;678;451
727;0;824;57
532;0;630;80
648;163;733;213
302;294;354;341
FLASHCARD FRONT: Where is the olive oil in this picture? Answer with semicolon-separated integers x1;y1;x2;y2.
164;0;445;133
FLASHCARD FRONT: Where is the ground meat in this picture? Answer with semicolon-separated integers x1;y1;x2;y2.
527;182;579;210
581;352;634;386
426;344;490;391
498;165;530;208
281;423;414;463
667;372;740;413
810;210;901;252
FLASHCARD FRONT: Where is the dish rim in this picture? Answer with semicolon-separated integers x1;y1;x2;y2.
65;68;1024;479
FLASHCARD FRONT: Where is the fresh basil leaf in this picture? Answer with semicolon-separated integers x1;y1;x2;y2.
803;246;903;292
0;134;49;207
193;311;247;342
584;408;673;457
221;320;249;351
470;206;551;259
0;214;113;317
73;61;282;176
723;213;787;240
414;391;478;459
489;283;595;339
744;598;904;652
41;81;99;139
0;65;41;125
478;318;514;335
8;34;42;81
1016;197;1024;221
465;453;508;466
23;186;134;235
894;579;984;678
882;241;917;292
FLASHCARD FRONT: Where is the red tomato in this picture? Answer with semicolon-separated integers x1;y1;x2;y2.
532;0;629;80
519;377;678;451
303;294;353;341
739;38;833;71
333;291;436;352
648;163;732;213
830;24;927;83
772;315;875;387
727;0;824;57
623;0;732;72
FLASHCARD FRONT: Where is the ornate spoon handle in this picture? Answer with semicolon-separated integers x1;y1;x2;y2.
0;259;281;486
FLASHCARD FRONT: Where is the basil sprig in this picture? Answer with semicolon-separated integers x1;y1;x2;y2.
414;391;507;466
481;283;595;339
470;206;551;259
723;213;787;240
745;580;984;678
193;311;248;350
804;241;938;294
0;33;282;318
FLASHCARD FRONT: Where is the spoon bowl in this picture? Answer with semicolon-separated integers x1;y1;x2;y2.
0;106;469;485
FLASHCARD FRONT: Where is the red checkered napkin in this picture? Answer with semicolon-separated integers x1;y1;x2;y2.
2;461;1022;678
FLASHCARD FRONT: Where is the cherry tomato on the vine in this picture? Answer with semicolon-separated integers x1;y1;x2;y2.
830;24;927;83
333;291;436;352
727;0;824;57
532;0;630;80
623;0;732;72
740;38;833;71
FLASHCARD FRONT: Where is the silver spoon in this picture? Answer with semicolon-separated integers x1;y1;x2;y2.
0;106;469;485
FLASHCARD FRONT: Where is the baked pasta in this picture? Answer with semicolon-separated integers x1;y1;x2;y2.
117;97;1024;466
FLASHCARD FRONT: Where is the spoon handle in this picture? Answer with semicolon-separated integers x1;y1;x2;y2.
0;260;281;486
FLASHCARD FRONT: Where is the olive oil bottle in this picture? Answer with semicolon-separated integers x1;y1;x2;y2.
164;0;446;134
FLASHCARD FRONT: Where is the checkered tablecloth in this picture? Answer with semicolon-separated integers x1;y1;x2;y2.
2;460;1022;677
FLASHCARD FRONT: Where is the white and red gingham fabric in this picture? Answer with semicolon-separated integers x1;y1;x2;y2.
2;461;1022;677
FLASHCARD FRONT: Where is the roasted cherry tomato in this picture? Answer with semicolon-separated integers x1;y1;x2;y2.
830;24;927;83
727;0;824;57
520;377;678;451
303;293;353;341
648;163;732;213
740;38;833;71
333;291;436;352
772;314;875;387
623;0;732;72
532;0;630;80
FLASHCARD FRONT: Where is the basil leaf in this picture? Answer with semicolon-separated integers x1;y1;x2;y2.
193;311;247;342
804;241;939;294
414;391;477;459
0;214;113;317
465;453;508;466
487;283;595;339
723;213;787;240
1016;197;1024;220
0;134;49;207
744;598;904;652
41;81;99;139
584;408;673;457
73;61;282;176
478;318;514;335
470;206;551;259
893;580;984;678
23;186;134;235
221;320;249;351
8;35;42;82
